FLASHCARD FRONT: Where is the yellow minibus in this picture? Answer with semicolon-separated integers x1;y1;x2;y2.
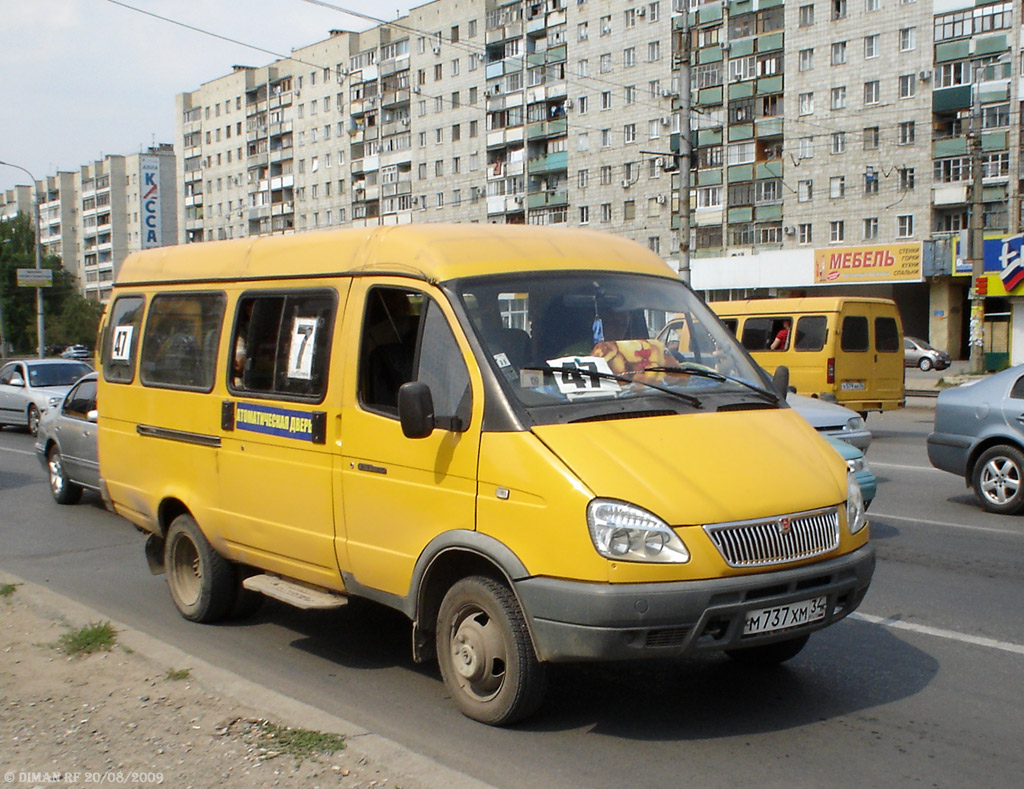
703;297;905;414
97;225;874;725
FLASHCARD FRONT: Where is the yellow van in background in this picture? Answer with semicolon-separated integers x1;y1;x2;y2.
704;297;905;414
96;225;874;725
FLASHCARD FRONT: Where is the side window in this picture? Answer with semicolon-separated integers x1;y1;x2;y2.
795;316;827;351
102;295;145;383
740;317;773;350
0;363;17;385
140;292;226;391
1010;376;1024;400
64;380;98;419
721;318;738;336
875;317;900;352
359;287;424;414
230;290;336;401
841;315;869;352
417;301;472;425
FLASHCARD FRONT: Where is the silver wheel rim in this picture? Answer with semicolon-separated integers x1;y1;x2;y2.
980;457;1021;505
48;451;64;496
28;407;39;435
449;605;508;702
169;534;202;607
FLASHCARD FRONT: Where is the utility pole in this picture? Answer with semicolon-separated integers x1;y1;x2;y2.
677;5;692;283
0;160;46;358
968;64;986;374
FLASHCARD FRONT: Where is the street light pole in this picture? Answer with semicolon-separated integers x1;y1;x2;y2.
0;160;46;358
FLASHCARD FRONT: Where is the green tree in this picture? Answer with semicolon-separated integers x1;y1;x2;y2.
1;212;101;355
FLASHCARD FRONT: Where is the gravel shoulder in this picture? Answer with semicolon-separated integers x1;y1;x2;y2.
0;574;488;789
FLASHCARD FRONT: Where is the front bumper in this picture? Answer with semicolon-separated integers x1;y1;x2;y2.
515;544;875;662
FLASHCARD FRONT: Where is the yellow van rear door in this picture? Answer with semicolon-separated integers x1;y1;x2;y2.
869;303;904;407
339;281;482;597
833;308;874;406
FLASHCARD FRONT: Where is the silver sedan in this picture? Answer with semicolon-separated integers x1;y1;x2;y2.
34;371;100;504
928;364;1024;514
0;359;93;435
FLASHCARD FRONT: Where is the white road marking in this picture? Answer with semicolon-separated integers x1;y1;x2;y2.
870;461;947;473
870;511;1022;537
851;612;1024;656
1;447;36;457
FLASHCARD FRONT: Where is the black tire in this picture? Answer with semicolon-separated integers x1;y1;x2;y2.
164;513;236;623
726;634;810;666
47;446;82;505
918;357;933;371
27;405;40;436
972;445;1024;515
436;576;547;726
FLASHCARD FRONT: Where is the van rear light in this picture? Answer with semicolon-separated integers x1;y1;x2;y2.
827;357;835;384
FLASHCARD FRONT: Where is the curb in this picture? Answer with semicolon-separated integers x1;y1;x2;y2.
0;571;494;789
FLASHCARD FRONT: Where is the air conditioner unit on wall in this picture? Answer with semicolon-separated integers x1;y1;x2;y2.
783;225;796;235
636;6;646;16
656;194;667;205
920;69;932;82
621;179;631;188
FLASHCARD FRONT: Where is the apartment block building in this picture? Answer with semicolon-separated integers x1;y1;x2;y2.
0;147;177;302
174;0;1024;361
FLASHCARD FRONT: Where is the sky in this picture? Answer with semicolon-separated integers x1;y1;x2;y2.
0;0;416;193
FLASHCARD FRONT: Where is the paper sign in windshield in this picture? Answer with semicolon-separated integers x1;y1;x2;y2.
112;326;134;362
545;356;620;399
287;317;318;380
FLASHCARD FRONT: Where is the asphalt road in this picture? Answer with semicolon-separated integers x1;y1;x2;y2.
2;402;1023;788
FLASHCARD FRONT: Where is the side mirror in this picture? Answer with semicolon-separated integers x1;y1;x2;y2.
87;409;99;423
398;381;435;439
9;375;25;387
772;365;790;400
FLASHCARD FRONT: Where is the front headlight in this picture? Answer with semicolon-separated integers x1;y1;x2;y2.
587;499;689;563
846;474;867;534
845;455;868;475
846;415;865;432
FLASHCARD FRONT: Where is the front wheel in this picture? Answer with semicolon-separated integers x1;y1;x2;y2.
436;576;547;726
47;446;82;505
726;634;810;666
164;513;236;622
27;405;40;436
972;445;1024;515
918;357;933;371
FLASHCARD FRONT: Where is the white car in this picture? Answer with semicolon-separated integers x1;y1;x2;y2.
0;359;94;436
788;392;872;452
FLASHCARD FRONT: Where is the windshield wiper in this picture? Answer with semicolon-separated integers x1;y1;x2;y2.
522;366;703;409
643;364;782;404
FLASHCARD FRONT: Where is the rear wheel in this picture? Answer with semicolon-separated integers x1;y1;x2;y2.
918;357;933;371
436;576;547;726
164;514;235;622
972;445;1024;515
47;446;82;505
27;405;40;436
726;634;810;666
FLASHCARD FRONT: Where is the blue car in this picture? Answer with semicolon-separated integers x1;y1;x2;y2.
825;435;876;509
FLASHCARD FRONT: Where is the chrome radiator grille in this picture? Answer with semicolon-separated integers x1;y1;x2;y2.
702;507;840;568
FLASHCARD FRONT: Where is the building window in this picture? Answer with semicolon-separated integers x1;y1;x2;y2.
798;223;812;244
798;137;814;159
799;92;814;115
899;27;916;51
831;41;847;66
601;203;612;222
799;48;814;72
832;0;847;20
898;74;916;99
864;80;880;105
864;34;879;59
697;186;722;208
600;53;612;73
899;167;916;190
982;103;1010;129
831;86;847;110
898;121;915;145
798;179;813;202
579;205;590;224
578;169;589;189
863;126;880;149
830;175;846;199
830;220;845;242
863;217;878;239
647;41;660;61
624;123;636;143
601;91;612;110
866;0;880;11
864;167;879;194
623;47;636;68
799;4;815;26
831;132;846;154
897;214;914;238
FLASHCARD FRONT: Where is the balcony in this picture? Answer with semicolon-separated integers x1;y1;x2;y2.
526;150;567;174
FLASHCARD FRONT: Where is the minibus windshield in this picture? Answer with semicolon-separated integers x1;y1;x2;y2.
454;271;774;419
